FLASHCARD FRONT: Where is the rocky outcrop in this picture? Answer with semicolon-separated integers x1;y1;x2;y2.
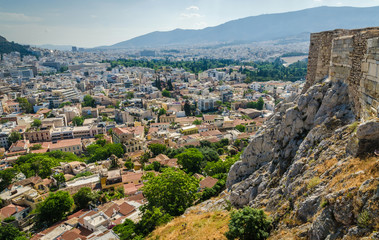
227;28;379;240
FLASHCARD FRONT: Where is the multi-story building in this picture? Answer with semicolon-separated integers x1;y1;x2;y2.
6;101;21;113
24;126;53;143
181;125;198;135
221;91;233;103
198;98;217;112
112;126;144;153
49;138;82;155
159;113;176;123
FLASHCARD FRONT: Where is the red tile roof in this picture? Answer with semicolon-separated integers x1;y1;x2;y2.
0;204;26;219
118;202;136;216
199;176;218;189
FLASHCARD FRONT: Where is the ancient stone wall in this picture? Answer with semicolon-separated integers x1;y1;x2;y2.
303;29;349;91
360;36;379;118
305;27;379;118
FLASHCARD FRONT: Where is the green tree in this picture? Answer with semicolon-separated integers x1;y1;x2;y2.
167;80;173;91
72;116;84;126
38;158;56;178
176;148;204;173
16;97;33;113
35;191;74;227
162;89;171;98
199;147;219;162
217;148;224;155
31;119;42;128
8;131;22;146
257;97;264;110
83;95;96;107
247;101;258;109
53;172;66;186
184;100;191;116
148;143;167;157
142;168;199;216
113;219;138;240
235;124;246;132
140;151;151;165
136;206;172;236
225;207;271;240
0;168;16;192
104;143;124;158
157;108;166;123
124;158;134;170
59;101;71;108
126;91;134;99
158;108;166;116
144;161;162;172
192;119;202;125
73;187;95;210
30;144;42;150
0;223;28;240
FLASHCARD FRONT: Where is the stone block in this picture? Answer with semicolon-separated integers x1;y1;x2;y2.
361;62;369;72
368;63;377;76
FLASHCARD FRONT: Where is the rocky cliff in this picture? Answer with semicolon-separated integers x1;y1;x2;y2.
227;28;379;240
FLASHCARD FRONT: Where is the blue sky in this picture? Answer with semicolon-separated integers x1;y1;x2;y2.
0;0;378;47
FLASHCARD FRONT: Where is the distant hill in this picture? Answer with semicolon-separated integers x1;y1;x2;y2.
104;6;379;49
0;35;34;56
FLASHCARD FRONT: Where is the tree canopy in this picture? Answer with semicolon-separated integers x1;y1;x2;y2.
0;223;28;240
176;148;204;173
15;151;83;178
31;119;42;128
8;131;22;146
35;191;74;227
72;116;84;126
162;89;171;98
83;95;96;107
16;97;33;113
235;124;246;132
225;207;272;240
73;187;95;210
148;143;167;157
142;168;199;216
0;168;16;192
87;143;124;163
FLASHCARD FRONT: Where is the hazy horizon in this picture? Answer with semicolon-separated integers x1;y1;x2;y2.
1;0;379;48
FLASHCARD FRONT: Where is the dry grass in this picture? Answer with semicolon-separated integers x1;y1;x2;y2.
147;211;230;240
268;229;303;240
314;158;338;174
328;156;379;191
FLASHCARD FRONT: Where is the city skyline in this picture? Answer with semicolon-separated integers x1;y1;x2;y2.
1;0;379;47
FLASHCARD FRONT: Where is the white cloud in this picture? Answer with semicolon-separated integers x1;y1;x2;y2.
186;6;200;11
180;13;202;19
0;12;42;23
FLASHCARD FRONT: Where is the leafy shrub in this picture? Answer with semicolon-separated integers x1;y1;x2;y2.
357;210;373;228
320;199;328;208
2;216;16;223
225;207;271;240
307;177;321;190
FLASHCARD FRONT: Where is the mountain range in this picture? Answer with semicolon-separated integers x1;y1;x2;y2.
103;6;379;49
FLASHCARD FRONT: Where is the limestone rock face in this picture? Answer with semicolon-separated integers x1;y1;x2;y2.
227;28;379;240
356;120;379;140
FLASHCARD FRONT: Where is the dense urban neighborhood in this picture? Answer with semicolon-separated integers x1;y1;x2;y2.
0;46;306;239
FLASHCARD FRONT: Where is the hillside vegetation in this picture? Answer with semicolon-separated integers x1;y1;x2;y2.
0;35;34;57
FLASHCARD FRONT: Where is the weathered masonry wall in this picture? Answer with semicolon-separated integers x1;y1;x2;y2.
361;37;379;118
303;29;349;91
305;27;379;118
